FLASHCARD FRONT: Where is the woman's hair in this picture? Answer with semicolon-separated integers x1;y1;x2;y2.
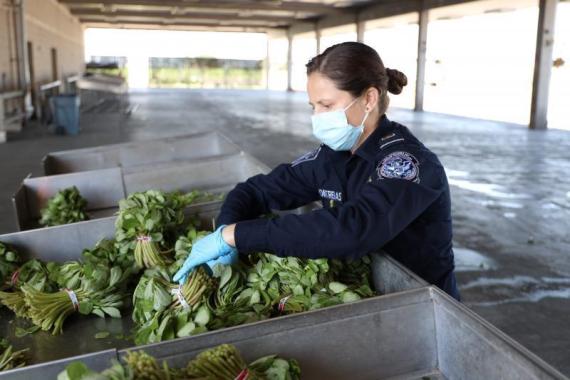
306;42;408;114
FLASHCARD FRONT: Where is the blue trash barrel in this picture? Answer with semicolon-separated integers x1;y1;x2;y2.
50;94;80;135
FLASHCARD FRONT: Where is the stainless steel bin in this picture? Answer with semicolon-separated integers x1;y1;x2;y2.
42;131;241;175
119;287;567;380
13;152;269;230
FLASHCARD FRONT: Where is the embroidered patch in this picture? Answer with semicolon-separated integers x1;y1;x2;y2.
377;151;420;183
318;189;342;202
291;146;322;167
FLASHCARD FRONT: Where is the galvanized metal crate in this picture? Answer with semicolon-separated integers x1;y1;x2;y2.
0;203;425;377
13;152;269;230
119;287;566;380
3;287;566;380
42;131;241;175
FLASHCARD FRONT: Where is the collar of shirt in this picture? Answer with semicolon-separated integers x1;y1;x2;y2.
353;114;395;163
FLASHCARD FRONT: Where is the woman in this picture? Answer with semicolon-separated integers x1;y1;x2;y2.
174;42;460;300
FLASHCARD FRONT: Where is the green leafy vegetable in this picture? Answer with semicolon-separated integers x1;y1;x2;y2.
0;242;20;287
0;259;57;317
115;190;195;269
39;186;89;227
23;262;132;335
58;344;300;380
0;338;28;372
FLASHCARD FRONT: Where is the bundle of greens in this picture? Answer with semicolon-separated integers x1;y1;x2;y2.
208;264;264;330
81;239;134;272
115;190;191;269
0;259;57;317
184;343;300;380
0;242;20;287
172;224;208;271
0;338;28;372
23;261;132;335
240;253;365;315
330;255;375;297
58;344;300;380
132;266;215;345
39;186;89;227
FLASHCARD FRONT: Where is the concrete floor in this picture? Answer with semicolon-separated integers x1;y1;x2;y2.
1;89;569;375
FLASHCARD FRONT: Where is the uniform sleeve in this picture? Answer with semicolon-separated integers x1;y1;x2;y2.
234;149;444;259
216;153;320;226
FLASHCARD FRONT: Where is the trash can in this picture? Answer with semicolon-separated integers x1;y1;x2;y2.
50;94;80;135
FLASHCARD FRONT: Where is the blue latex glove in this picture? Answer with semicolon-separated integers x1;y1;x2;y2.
173;225;237;284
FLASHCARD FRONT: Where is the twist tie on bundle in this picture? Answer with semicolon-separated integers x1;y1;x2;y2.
137;235;152;243
278;295;291;313
10;269;20;287
63;288;79;311
234;368;249;380
171;285;190;310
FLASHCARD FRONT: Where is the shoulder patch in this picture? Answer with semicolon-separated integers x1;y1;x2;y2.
377;151;420;183
291;146;322;167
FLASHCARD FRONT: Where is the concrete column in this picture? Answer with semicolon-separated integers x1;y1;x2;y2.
265;36;270;90
530;0;558;130
315;22;322;54
128;55;149;89
286;28;293;92
414;3;428;112
356;18;365;43
14;0;30;116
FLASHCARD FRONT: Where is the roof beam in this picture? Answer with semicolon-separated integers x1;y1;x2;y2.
70;8;298;23
58;0;338;13
81;18;275;32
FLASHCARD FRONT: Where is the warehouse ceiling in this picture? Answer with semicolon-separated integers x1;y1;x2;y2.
57;0;378;32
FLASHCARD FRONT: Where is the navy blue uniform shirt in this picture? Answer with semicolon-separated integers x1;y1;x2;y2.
218;115;460;300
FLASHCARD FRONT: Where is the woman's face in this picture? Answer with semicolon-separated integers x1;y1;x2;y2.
307;72;368;127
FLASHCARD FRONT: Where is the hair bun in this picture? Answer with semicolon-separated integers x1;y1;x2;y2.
386;68;408;95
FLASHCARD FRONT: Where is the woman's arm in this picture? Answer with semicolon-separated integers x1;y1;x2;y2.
232;151;445;259
217;150;321;226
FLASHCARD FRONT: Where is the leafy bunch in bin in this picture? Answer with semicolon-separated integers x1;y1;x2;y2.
115;190;219;268
58;343;300;380
0;239;134;335
40;186;89;227
130;223;375;345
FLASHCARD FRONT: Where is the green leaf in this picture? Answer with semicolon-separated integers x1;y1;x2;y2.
329;282;348;294
102;307;121;318
15;325;40;338
194;305;211;326
78;300;93;315
94;331;110;339
341;291;361;303
176;321;196;338
219;266;232;288
58;362;92;380
92;308;105;318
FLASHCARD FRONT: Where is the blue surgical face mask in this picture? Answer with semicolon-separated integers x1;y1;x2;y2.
311;97;370;151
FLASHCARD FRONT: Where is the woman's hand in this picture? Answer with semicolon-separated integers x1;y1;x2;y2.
221;224;236;247
172;224;237;284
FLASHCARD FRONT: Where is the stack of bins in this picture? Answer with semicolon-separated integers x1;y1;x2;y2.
12;132;265;230
1;131;567;379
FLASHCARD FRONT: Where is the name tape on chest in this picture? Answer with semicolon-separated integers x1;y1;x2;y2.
377;151;420;183
318;188;342;202
292;146;322;167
